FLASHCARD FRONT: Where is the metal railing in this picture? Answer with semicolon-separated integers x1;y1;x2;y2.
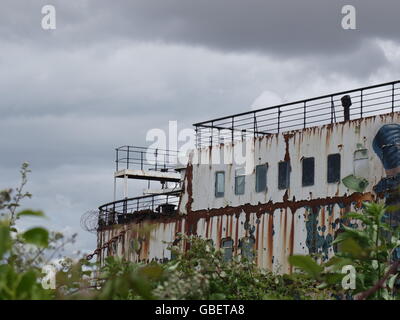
193;80;400;147
98;191;180;227
115;146;179;172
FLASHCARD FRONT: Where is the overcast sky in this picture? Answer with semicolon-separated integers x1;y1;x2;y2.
1;0;400;256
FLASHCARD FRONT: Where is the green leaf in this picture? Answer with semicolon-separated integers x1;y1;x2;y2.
22;227;49;247
332;226;370;248
316;282;328;289
138;264;163;280
324;272;344;285
324;256;353;270
16;271;37;299
344;212;371;225
388;273;398;290
129;273;154;300
340;238;368;259
288;255;323;279
0;222;12;259
17;210;45;218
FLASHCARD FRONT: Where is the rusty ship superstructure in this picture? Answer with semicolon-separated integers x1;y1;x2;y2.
88;80;400;273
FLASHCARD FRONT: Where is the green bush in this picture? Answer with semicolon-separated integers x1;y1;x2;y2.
1;163;399;300
290;202;400;300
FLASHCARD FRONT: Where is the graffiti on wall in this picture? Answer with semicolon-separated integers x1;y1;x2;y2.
373;124;400;224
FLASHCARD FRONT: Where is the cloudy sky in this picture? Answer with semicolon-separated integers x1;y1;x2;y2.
1;0;400;255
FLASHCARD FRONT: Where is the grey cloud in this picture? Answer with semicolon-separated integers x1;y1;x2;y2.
1;1;400;255
1;0;400;58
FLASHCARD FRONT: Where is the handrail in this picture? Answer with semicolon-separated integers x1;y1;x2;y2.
115;145;179;172
98;190;181;212
193;80;400;147
193;80;400;126
98;191;181;228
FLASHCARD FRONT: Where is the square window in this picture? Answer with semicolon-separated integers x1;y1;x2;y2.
302;157;315;187
255;164;268;192
327;154;341;183
221;238;234;262
239;237;255;261
215;171;225;197
235;168;245;195
278;161;290;190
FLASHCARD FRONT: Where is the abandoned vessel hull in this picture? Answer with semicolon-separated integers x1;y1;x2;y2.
93;111;400;273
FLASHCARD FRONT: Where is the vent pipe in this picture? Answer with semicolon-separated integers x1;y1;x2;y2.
341;95;352;121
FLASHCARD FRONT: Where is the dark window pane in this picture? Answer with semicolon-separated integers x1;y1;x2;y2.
255;164;268;192
215;171;225;197
278;161;290;190
302;157;315;187
239;237;255;261
327;154;341;183
235;175;245;195
221;238;234;262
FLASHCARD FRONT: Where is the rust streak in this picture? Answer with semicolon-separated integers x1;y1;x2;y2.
283;133;294;162
267;213;274;270
234;216;239;254
289;212;295;273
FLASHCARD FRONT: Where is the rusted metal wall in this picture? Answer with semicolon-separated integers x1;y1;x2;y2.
95;197;372;273
94;112;399;273
181;113;398;213
95;218;186;265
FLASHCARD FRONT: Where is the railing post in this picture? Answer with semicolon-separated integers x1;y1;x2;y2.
127;146;130;169
277;107;281;133
303;102;307;128
231;117;234;144
392;83;395;113
360;89;363;118
211;121;213;146
253;113;256;138
330;96;334;124
152;196;155;212
195;127;198;148
198;127;201;148
116;149;119;171
141;151;144;170
155;149;158;171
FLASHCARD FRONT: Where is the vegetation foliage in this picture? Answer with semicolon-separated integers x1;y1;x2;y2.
0;164;399;300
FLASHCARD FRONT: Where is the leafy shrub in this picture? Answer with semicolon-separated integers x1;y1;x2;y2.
1;163;399;300
290;202;400;300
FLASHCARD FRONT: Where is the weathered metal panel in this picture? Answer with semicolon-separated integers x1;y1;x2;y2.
183;113;398;212
92;112;399;274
